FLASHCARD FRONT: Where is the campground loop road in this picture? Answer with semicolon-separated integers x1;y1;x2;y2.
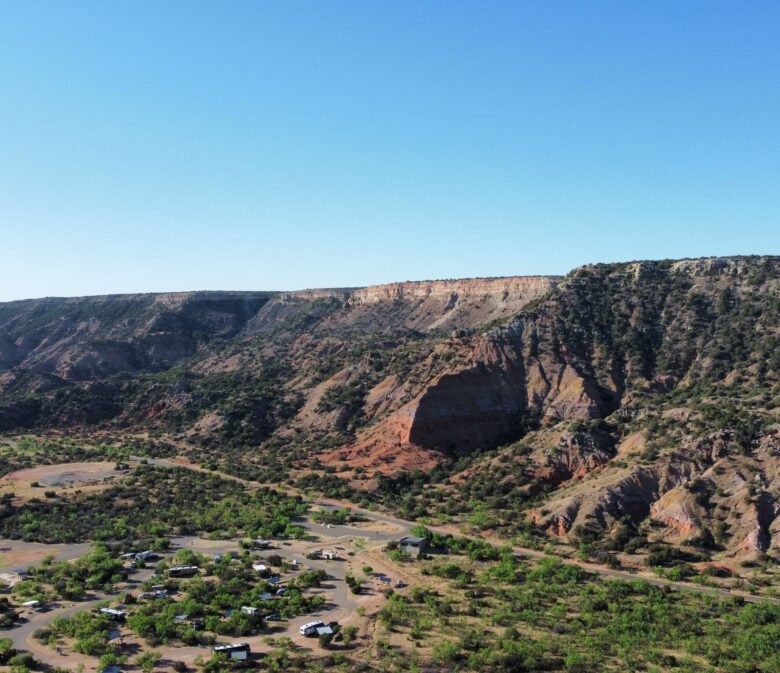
2;453;776;666
0;458;780;666
138;455;780;606
3;529;392;667
3;563;161;665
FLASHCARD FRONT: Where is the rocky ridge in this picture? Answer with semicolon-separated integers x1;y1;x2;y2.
0;257;778;561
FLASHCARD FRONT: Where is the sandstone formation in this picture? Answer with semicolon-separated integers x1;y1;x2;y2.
0;257;778;560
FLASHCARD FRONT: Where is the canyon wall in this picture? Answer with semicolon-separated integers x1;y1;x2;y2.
248;275;561;335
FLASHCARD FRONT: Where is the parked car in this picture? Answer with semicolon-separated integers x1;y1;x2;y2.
266;613;283;621
395;580;407;588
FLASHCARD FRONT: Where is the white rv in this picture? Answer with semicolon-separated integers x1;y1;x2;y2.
299;620;325;636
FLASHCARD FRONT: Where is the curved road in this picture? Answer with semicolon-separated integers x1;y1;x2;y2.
141;455;780;606
4;563;161;663
3;454;774;665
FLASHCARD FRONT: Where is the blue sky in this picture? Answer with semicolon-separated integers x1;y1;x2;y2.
1;2;778;300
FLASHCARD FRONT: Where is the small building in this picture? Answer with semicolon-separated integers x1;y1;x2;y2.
399;535;429;558
100;607;127;622
102;666;121;673
316;625;334;636
213;642;250;661
168;565;199;578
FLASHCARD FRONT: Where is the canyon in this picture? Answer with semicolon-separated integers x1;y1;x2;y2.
0;256;778;563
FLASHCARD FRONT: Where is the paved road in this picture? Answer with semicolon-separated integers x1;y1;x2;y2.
7;595;106;653
171;531;378;624
4;526;389;665
5;562;161;662
161;533;381;656
140;455;780;606
329;505;780;605
2;487;774;669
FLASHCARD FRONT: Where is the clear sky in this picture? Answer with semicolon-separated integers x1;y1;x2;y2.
1;2;778;301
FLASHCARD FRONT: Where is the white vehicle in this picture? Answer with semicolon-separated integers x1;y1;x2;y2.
299;620;325;636
213;642;250;661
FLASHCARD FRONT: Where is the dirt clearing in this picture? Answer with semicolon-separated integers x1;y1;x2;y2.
0;461;125;502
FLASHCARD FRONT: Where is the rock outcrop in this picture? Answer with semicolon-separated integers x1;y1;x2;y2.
0;256;777;560
246;276;560;336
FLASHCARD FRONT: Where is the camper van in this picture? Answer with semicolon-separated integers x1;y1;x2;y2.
168;565;199;578
299;620;325;636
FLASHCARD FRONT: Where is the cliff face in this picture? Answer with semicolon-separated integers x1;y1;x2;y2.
246;276;560;336
351;277;556;303
353;256;778;559
0;292;273;381
0;277;558;378
0;257;778;559
376;256;777;457
0;275;558;435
